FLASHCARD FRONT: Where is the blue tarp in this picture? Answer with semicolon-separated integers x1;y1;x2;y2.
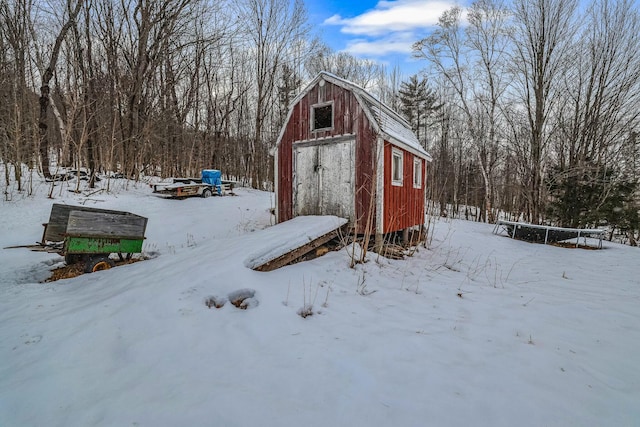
201;169;222;195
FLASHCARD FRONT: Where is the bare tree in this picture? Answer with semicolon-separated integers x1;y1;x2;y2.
508;0;578;222
375;64;404;112
305;43;381;89
545;0;640;230
414;0;510;222
1;0;39;190
37;0;83;181
115;0;195;178
556;0;640;168
236;0;310;189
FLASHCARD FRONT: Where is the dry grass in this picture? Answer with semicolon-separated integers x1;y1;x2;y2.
46;258;144;282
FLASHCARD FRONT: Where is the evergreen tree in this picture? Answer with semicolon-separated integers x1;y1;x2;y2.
277;64;302;128
546;162;639;234
398;75;442;148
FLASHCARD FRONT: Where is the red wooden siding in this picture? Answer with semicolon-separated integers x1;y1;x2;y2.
383;142;425;233
353;120;376;234
277;80;376;232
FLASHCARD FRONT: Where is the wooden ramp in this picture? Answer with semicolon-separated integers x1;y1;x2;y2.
246;216;348;272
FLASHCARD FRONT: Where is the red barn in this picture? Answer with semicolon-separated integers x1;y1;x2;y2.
274;72;431;243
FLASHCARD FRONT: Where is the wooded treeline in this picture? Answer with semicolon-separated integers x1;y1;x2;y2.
1;0;638;243
409;0;640;244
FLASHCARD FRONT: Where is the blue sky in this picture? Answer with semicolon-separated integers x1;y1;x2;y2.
306;0;468;75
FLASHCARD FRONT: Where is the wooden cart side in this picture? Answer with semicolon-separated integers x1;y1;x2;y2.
66;210;147;240
43;204;148;243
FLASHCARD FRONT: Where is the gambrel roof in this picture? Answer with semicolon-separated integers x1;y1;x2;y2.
276;71;432;161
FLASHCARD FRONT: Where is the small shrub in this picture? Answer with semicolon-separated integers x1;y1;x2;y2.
228;288;257;309
205;296;226;309
297;304;314;318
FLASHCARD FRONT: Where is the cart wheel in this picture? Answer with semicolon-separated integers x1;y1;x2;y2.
85;256;115;273
202;188;212;198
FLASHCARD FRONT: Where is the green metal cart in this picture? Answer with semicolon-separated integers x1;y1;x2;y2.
40;204;148;273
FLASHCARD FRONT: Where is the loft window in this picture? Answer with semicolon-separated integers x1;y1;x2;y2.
413;157;422;189
392;148;403;186
312;103;333;131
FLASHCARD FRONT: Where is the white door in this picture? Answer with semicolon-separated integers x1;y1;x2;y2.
294;140;355;220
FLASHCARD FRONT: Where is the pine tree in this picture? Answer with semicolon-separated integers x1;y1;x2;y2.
277;64;301;127
398;75;442;148
547;162;638;234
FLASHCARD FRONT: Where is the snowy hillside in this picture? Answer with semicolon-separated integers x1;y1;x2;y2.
1;179;639;426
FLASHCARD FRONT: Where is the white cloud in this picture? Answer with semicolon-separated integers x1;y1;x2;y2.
344;33;417;56
321;0;465;61
324;14;344;25
324;0;457;36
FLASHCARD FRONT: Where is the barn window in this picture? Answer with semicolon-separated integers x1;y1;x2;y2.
392;148;403;186
311;102;333;131
413;157;422;189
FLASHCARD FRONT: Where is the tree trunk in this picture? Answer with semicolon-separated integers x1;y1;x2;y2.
37;0;83;180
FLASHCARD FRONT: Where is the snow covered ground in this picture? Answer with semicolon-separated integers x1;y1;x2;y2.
1;177;639;426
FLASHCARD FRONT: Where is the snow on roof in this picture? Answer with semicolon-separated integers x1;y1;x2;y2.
276;72;432;161
365;99;432;161
316;72;430;160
